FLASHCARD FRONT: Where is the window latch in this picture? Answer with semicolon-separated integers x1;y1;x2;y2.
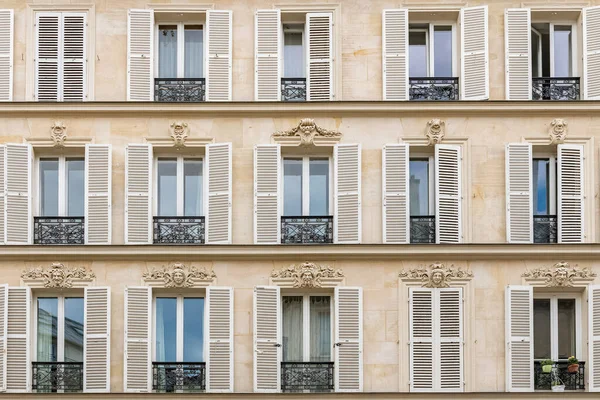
274;343;281;347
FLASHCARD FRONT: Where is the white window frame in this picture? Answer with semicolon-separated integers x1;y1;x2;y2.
409;154;435;215
530;21;577;77
153;155;204;217
409;22;458;77
532;153;557;215
281;22;305;79
154;21;205;79
281;155;333;217
36;155;85;217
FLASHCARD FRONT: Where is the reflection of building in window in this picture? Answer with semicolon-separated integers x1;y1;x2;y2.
37;297;84;363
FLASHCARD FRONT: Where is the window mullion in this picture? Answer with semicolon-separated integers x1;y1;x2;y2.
428;25;434;77
57;296;65;362
550;296;558;360
549;23;555;77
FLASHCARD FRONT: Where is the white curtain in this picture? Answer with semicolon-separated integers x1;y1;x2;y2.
310;296;331;362
158;26;177;78
282;296;303;361
184;27;203;78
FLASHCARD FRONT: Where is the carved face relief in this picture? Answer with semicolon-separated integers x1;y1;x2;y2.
143;263;216;288
172;268;186;286
555;267;568;285
550;119;567;143
399;263;473;288
50;121;68;147
426;119;445;145
21;262;95;288
431;270;445;287
170;122;189;148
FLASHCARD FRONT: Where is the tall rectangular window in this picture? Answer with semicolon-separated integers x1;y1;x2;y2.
157;23;204;79
36;296;84;363
283;157;330;216
38;157;85;217
156;156;203;217
283;25;305;78
533;295;578;361
433;26;453;77
409;24;455;77
157;159;178;216
531;23;574;78
409;158;432;216
553;26;572;77
282;295;331;362
409;31;428;77
532;158;556;216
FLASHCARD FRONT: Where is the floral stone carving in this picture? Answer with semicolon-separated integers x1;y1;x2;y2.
271;262;344;288
50;121;68;147
426;118;445;145
522;262;596;287
21;262;95;288
143;262;216;288
272;118;342;147
399;263;473;288
549;119;567;144
170;121;189;148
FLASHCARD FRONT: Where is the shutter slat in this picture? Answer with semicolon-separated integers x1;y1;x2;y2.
253;286;280;392
62;13;86;101
506;143;532;243
206;143;231;244
127;9;153;101
6;287;29;393
505;9;531;100
589;285;600;391
335;144;361;244
124;286;151;392
306;13;333;101
558;144;584;243
584;7;600;99
506;286;533;392
206;10;232;101
206;287;233;392
382;9;408;101
254;145;280;244
255;10;280;101
335;287;362;392
35;13;60;101
84;287;110;392
0;145;4;244
6;144;31;245
85;144;111;244
460;6;488;100
0;10;13;101
383;144;409;243
435;145;461;244
125;144;152;244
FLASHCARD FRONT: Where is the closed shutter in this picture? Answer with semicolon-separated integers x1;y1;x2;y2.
6;144;31;245
589;285;600;392
127;9;153;101
253;286;281;392
583;6;600;100
206;287;233;392
383;144;409;243
505;285;533;392
6;287;30;393
382;9;408;101
206;143;232;244
0;145;5;244
335;143;361;244
306;13;333;101
85;144;111;245
504;9;531;100
438;288;463;391
409;288;433;392
505;143;532;243
124;286;151;392
206;10;232;101
0;284;6;392
0;10;13;101
62;13;86;101
255;10;281;101
557;144;584;243
460;6;488;100
435;144;461;244
84;287;110;392
125;144;152;244
254;145;280;244
35;13;60;101
335;287;363;392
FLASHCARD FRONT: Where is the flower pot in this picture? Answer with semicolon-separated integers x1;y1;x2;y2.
551;385;565;392
542;364;553;373
567;363;579;373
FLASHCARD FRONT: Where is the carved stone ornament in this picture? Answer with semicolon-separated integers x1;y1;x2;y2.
399;263;473;288
549;118;567;144
522;262;596;287
170;121;189;148
271;262;344;288
50;121;68;147
425;118;445;145
21;262;95;288
143;262;216;288
272;118;342;147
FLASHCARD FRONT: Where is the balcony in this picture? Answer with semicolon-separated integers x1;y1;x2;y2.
532;77;580;101
281;78;306;101
281;362;334;393
281;216;333;244
534;361;585;391
534;215;557;244
154;78;206;102
152;362;206;393
32;362;83;393
153;216;205;245
409;77;459;101
410;216;435;244
34;217;84;245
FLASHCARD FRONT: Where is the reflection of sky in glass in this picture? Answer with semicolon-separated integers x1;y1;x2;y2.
553;26;572;77
64;297;84;362
284;30;304;78
434;26;452;77
532;159;549;215
183;298;204;362
184;160;203;216
156;298;177;362
284;159;303;216
409;160;429;216
67;159;85;216
37;298;58;362
409;31;427;77
309;159;329;216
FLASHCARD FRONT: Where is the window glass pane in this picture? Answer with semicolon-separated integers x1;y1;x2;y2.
531;29;541;78
159;25;178;78
557;298;576;360
310;296;331;362
157;159;178;216
183;298;204;362
66;159;84;216
553;26;572;77
409;31;428;77
37;298;58;362
532;159;550;215
410;159;430;216
184;160;203;216
184;25;203;78
284;28;304;78
282;296;303;362
433;26;452;77
309;159;329;216
40;159;59;216
533;298;551;359
64;297;84;362
283;159;303;216
155;297;177;362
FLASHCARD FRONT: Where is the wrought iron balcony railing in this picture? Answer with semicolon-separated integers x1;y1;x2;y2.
281;362;334;393
154;78;206;102
34;217;84;245
532;77;580;101
152;362;206;393
32;362;83;392
281;78;307;101
534;361;585;390
410;216;436;244
153;216;205;244
281;216;333;244
534;215;557;244
409;77;459;101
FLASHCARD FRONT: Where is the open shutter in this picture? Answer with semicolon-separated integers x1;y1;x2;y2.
0;145;5;244
255;10;281;101
438;288;463;392
382;9;408;101
335;287;363;392
62;13;86;101
127;9;153;101
506;143;532;243
583;6;600;100
84;287;110;392
460;6;488;100
435;144;461;244
124;286;151;392
557;144;584;243
6;144;31;245
254;144;280;244
85;144;111;245
6;287;30;393
383;144;409;243
0;10;13;101
306;13;333;101
335;143;361;244
206;287;233;392
0;285;7;392
35;13;60;101
505;285;533;392
125;144;152;244
206;10;232;101
206;143;232;244
253;286;281;393
504;9;531;100
409;288;433;392
589;285;600;392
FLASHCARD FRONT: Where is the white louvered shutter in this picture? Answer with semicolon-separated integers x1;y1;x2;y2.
206;143;232;244
6;287;30;393
435;144;461;244
383;144;409;243
253;286;281;392
506;143;532;243
382;9;408;101
335;287;363;392
35;13;60;101
0;10;13;101
460;6;488;100
206;10;232;101
504;9;531;100
206;287;233;392
583;6;600;100
124;286;151;392
438;288;463;391
557;144;584;243
125;144;152;244
62;13;86;101
505;285;533;392
335;144;361;244
85;144;111;245
127;9;153;101
84;287;110;392
0;145;5;244
0;284;6;392
254;145;280;244
409;288;433;392
255;10;280;101
306;13;333;101
589;285;600;392
6;144;31;245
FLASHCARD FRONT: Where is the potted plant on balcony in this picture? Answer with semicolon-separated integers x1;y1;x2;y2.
567;356;579;373
541;359;554;373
